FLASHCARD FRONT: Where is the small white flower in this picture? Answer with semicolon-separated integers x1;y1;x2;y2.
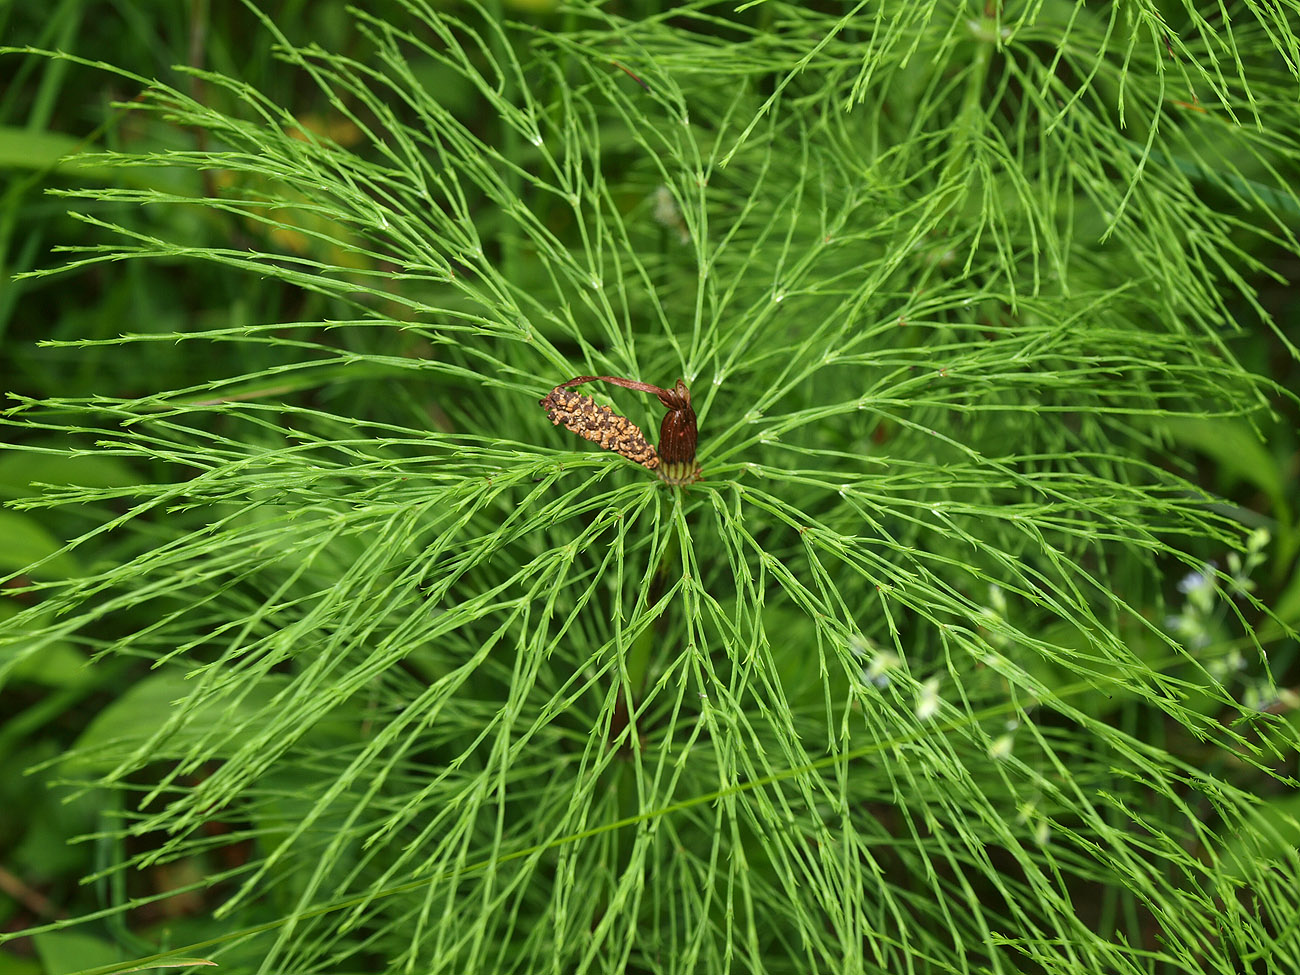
1177;564;1215;595
988;733;1014;761
848;635;873;659
1208;649;1247;678
915;676;942;721
982;652;1009;673
865;650;899;688
652;185;679;225
1244;685;1299;713
651;185;690;243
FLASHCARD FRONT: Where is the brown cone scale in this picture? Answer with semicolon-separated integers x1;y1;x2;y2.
540;387;659;469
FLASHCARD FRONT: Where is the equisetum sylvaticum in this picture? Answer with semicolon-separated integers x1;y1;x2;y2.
539;375;700;485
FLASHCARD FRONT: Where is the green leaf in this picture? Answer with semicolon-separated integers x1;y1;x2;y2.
0;127;82;171
0;127;113;179
0;450;137;501
1162;417;1288;518
0;951;44;975
31;931;121;975
1223;792;1300;881
0;512;76;579
64;670;292;774
0;601;87;686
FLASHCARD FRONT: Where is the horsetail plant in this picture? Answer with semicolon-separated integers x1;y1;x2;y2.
2;2;1299;974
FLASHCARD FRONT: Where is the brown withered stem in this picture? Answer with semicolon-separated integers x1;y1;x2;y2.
539;375;700;484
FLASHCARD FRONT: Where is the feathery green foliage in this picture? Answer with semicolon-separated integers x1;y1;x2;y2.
4;1;1300;972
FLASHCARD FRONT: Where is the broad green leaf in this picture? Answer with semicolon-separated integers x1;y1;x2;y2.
0;512;76;579
31;931;121;975
0;450;137;501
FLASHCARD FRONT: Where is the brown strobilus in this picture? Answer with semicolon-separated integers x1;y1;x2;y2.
539;375;700;485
